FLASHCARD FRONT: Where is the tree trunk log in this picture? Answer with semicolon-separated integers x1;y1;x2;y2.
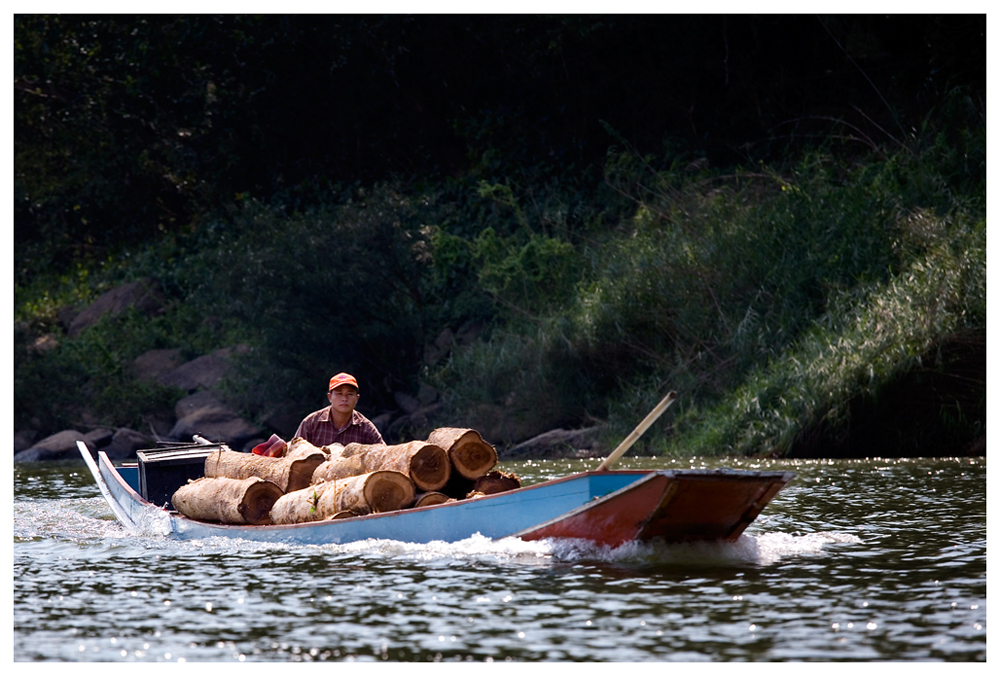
442;469;523;500
270;471;415;524
426;427;497;479
310;454;369;484
468;470;522;497
204;449;324;492
326;441;451;491
284;436;330;460
172;476;283;525
320;470;414;515
413;491;454;507
269;483;327;524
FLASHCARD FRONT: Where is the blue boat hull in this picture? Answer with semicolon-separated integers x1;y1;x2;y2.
78;442;794;546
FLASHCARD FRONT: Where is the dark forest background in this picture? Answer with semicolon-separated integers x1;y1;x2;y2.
13;15;986;457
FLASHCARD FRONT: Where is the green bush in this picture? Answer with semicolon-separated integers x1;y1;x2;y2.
14;308;190;432
432;133;985;453
14;123;984;455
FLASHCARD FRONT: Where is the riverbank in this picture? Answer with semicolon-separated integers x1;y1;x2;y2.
15;18;984;463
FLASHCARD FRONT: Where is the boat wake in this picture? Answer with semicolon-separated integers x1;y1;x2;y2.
289;529;862;568
20;495;860;568
14;496;132;544
511;529;863;567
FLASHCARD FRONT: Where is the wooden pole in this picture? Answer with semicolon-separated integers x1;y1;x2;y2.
596;391;677;471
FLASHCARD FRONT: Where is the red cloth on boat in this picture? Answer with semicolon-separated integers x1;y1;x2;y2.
252;434;287;457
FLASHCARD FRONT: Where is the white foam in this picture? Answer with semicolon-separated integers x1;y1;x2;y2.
290;529;860;567
25;495;859;567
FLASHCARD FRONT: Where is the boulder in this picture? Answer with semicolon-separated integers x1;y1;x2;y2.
455;320;484;346
55;305;80;332
257;403;304;440
12;448;54;463
142;413;177;440
169;390;263;448
104;428;154;460
421;322;483;366
394;391;421;415
68;277;165;337
157;345;249;392
83;427;115;449
371;412;394;435
174;389;228;419
386;402;443;442
14;429;88;462
417;382;440;406
423;327;455;366
132;348;184;383
13;430;39;453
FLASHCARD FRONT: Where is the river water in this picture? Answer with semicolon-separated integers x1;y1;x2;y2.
10;455;987;662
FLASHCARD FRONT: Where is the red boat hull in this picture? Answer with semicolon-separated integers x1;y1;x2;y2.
515;470;793;547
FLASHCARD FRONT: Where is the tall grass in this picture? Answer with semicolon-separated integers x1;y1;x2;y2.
435;136;985;452
671;214;985;456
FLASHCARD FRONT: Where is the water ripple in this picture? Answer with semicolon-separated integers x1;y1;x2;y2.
12;456;986;661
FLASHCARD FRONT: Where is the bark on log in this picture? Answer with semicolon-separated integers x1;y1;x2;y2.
270;471;415;524
326;441;451;491
413;491;455;507
426;427;497;479
172;476;283;525
310;454;368;484
204;449;324;493
269;482;327;524
468;470;522;497
284;437;330;460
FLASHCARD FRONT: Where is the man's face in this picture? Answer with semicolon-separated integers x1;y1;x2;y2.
328;385;359;414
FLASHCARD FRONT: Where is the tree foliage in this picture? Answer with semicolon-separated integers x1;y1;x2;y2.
16;15;984;277
14;15;986;454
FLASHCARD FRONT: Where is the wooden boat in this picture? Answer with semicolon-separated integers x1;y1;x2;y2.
76;442;793;547
75;392;795;547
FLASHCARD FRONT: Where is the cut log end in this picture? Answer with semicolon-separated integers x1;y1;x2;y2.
413;491;454;508
239;480;286;524
468;470;521;498
408;444;451;491
427;427;497;479
449;443;497;479
364;470;416;512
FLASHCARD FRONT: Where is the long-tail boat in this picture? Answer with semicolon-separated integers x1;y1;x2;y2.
76;392;794;547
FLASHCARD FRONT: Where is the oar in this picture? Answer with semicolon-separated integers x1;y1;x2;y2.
596;390;678;471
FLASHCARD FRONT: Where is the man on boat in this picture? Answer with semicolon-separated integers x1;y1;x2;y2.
294;372;385;447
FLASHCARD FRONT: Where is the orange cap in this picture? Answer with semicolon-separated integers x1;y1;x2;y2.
328;372;359;392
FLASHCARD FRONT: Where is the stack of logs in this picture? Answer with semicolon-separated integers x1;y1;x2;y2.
170;428;521;525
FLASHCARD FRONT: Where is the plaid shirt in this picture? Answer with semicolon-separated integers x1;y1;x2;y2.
294;407;385;447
